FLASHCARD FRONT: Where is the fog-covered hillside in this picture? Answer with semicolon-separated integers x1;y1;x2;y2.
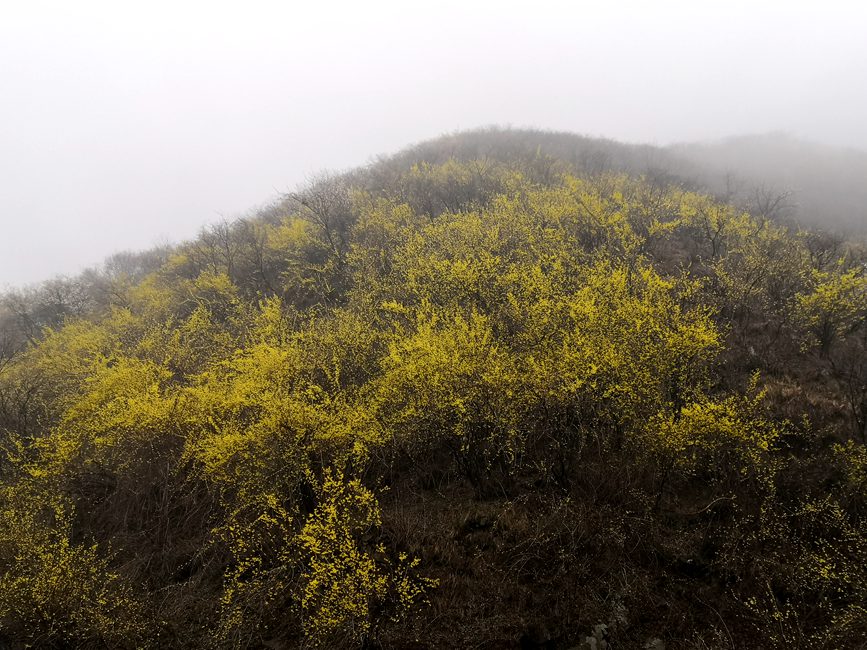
671;133;867;230
370;128;867;230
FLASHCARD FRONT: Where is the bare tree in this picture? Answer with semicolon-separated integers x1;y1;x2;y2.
749;184;795;221
287;173;353;262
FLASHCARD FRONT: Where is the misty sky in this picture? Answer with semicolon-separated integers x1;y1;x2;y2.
2;0;866;286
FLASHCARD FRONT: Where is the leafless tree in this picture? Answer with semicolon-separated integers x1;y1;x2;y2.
287;173;353;262
749;184;795;221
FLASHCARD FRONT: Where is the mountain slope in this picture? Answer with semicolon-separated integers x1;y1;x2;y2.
0;129;866;649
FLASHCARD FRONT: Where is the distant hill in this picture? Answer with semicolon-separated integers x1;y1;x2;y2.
368;128;867;230
670;132;867;230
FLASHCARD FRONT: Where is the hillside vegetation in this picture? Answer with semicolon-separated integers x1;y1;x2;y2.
1;129;866;648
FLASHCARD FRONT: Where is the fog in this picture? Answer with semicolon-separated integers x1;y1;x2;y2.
2;0;866;286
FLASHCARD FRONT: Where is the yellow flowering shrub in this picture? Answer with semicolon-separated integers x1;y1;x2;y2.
796;266;867;350
298;470;434;647
373;307;523;469
649;380;781;480
0;482;148;647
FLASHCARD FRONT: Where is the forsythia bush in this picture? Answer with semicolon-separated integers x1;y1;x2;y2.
299;470;435;646
0;483;148;647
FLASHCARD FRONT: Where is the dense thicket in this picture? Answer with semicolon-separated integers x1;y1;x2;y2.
1;130;866;648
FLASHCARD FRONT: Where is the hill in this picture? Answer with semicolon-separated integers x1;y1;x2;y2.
671;133;867;230
0;128;866;649
360;128;867;228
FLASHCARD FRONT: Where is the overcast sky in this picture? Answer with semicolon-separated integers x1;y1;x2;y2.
2;0;866;286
